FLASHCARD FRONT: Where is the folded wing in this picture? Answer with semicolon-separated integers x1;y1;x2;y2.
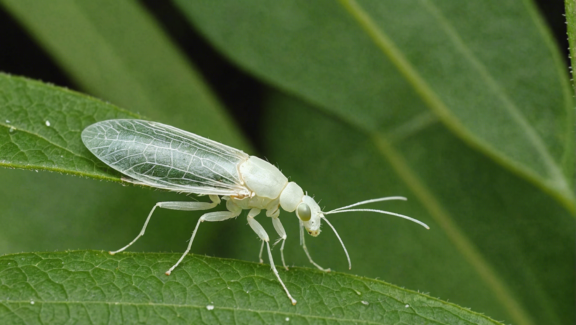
82;119;251;196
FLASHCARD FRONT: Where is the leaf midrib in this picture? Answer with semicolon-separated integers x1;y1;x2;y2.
369;135;535;325
0;122;121;181
337;0;574;212
0;123;87;164
421;0;570;193
324;3;546;322
275;84;534;324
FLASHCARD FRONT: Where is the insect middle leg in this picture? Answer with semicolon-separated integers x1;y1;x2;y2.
247;208;297;305
110;195;221;255
299;220;331;272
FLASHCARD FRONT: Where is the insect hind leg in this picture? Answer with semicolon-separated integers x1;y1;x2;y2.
110;195;221;255
165;204;241;275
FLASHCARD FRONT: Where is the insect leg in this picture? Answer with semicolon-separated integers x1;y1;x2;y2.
248;209;266;263
261;204;279;264
299;220;331;272
110;195;221;255
166;207;241;276
258;241;265;264
270;213;289;271
247;209;297;305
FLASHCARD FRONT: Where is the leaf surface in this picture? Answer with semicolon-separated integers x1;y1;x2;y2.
0;0;250;268
0;251;503;325
171;2;576;324
0;2;572;325
0;73;137;180
234;91;574;325
174;0;574;210
0;74;244;264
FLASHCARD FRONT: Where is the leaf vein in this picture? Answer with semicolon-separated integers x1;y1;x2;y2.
1;300;394;324
337;0;574;212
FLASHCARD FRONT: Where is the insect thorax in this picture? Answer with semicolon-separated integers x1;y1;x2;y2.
229;195;279;211
239;156;288;200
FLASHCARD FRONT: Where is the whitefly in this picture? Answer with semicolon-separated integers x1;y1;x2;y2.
82;119;430;305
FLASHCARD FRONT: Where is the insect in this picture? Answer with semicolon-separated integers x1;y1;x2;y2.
81;119;429;305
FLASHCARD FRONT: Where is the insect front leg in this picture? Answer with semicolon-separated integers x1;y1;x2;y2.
299;220;331;272
165;200;242;276
247;208;297;305
110;195;221;255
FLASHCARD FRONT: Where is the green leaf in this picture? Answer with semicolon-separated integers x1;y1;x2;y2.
0;74;233;265
0;2;572;325
0;251;503;325
0;0;248;150
0;73;137;181
171;2;575;324
0;0;250;269
227;91;573;325
174;0;574;211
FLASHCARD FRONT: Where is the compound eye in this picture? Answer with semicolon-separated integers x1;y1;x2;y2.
297;203;311;221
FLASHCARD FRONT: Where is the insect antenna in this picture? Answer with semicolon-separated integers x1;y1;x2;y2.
329;196;407;212
324;208;430;229
321;216;352;270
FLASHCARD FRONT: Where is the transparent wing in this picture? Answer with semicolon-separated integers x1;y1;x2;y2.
81;119;251;196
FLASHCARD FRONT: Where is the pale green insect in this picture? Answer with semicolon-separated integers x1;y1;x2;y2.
82;119;429;305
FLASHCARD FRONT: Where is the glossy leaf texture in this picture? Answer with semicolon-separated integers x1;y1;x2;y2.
175;0;574;211
0;251;503;325
172;1;575;324
0;73;137;180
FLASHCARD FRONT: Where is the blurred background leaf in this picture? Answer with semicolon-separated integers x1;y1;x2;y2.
0;0;247;148
0;1;573;324
175;0;574;210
